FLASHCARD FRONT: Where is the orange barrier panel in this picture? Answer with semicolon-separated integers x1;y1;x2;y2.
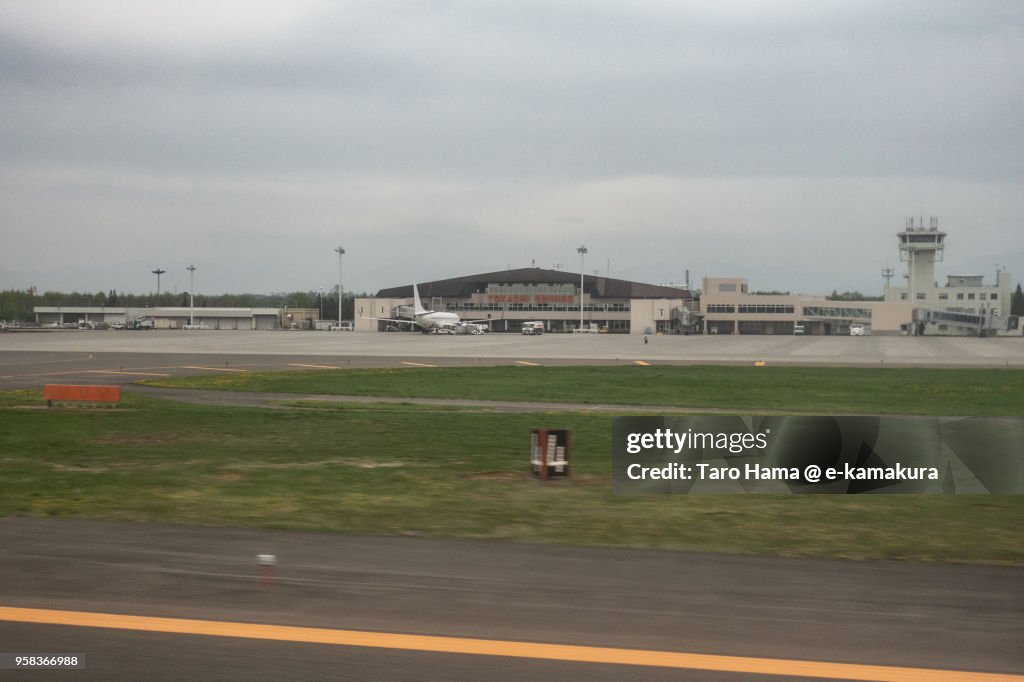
44;384;121;404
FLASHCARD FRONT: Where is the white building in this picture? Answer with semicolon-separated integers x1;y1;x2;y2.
34;306;282;330
700;218;1017;336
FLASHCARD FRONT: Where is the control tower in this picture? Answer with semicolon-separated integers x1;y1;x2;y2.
898;216;945;300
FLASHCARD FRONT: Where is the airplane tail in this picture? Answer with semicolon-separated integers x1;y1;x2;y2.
412;282;428;315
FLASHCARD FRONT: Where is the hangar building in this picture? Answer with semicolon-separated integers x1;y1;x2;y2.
355;268;699;334
35;306;284;329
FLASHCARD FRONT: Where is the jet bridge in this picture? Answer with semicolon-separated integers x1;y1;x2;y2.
913;308;1020;337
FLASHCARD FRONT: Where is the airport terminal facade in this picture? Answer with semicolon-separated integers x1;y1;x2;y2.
699;221;1016;336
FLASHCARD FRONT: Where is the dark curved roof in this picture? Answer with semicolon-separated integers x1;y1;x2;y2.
376;268;694;300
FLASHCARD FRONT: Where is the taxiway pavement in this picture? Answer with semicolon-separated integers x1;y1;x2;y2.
0;519;1020;681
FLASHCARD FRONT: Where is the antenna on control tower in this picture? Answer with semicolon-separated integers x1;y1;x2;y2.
882;265;894;289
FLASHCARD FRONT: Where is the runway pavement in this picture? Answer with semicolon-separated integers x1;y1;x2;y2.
0;519;1020;681
3;328;1024;365
1;329;1023;391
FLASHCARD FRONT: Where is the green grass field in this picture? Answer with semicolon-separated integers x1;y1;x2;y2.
143;365;1024;415
1;386;1021;563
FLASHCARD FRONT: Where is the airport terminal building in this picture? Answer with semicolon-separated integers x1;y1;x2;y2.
358;223;1016;337
700;221;1017;336
698;277;914;336
356;268;700;334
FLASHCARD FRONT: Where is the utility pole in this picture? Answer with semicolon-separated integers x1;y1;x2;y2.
187;264;196;327
576;245;587;332
334;246;345;324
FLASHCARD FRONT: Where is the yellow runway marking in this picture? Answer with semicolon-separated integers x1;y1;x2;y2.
289;363;338;370
400;361;436;367
633;360;651;366
515;361;542;366
0;607;1018;681
181;366;250;373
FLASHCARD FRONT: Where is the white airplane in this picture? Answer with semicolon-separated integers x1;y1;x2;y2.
368;282;490;334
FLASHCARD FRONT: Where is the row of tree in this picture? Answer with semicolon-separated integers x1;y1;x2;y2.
0;289;362;322
826;290;884;301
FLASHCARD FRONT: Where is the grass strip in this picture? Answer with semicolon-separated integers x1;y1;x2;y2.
1;391;1020;563
141;365;1024;416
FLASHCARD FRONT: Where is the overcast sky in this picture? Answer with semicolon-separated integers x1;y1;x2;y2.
2;0;1021;297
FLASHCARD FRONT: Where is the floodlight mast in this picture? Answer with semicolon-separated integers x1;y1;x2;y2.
576;245;588;331
151;268;166;301
334;247;345;325
186;264;196;326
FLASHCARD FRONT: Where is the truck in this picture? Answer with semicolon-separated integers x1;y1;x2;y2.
521;321;545;335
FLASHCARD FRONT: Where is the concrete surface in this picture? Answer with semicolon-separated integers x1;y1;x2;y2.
0;519;1020;681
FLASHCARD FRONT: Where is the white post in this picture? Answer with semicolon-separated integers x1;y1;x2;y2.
334;246;345;324
187;264;196;327
576;245;587;331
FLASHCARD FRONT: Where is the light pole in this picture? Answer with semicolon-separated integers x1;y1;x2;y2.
318;287;324;322
334;246;345;324
152;268;165;302
187;264;196;327
576;245;587;332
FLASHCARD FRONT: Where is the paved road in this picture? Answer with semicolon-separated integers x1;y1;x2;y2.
0;519;1020;681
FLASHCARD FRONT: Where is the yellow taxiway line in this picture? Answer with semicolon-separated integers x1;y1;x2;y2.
0;607;1018;681
515;360;542;366
288;363;338;370
400;361;436;367
633;360;651;366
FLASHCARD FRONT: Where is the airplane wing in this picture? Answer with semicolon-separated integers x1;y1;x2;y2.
363;316;419;325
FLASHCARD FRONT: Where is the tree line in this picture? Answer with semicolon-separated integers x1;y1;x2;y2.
826;290;884;301
0;289;362;322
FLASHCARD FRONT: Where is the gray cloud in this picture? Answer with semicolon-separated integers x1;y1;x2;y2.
1;1;1021;296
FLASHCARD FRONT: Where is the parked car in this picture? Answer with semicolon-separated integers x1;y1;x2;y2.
850;324;865;336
